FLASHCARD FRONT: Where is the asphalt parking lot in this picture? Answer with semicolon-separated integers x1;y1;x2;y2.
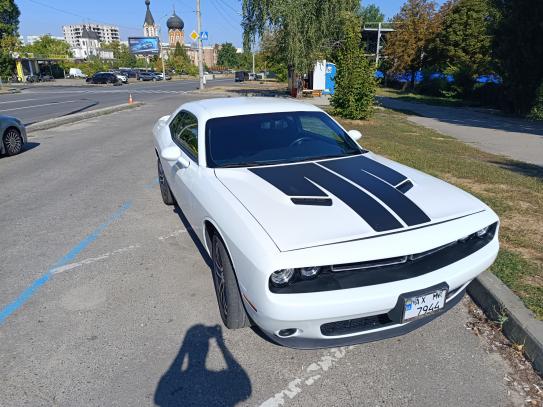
0;93;528;406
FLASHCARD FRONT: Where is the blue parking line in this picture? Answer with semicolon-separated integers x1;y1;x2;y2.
0;201;132;325
143;177;159;189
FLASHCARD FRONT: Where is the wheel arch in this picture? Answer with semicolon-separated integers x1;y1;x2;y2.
203;218;238;271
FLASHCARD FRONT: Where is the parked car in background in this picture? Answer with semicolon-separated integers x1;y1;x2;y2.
138;71;159;81
235;71;249;82
68;68;87;78
120;69;138;79
111;72;128;84
86;72;121;85
156;73;172;80
25;74;55;83
1;115;27;156
248;72;257;81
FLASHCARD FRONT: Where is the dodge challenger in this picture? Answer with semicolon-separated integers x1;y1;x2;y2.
152;97;499;349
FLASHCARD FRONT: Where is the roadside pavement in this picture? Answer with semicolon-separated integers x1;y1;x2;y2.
378;96;543;166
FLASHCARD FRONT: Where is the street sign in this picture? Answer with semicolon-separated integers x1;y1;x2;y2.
190;31;199;41
200;31;209;40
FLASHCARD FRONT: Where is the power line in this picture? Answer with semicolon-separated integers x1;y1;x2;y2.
208;0;242;32
215;0;241;15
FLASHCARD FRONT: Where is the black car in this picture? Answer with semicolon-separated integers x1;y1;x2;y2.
235;71;249;82
86;72;121;85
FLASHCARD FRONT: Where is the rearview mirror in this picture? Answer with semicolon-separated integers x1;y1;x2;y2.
348;129;362;141
161;146;181;162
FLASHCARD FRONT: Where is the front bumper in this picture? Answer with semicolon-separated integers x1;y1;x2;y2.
244;236;498;349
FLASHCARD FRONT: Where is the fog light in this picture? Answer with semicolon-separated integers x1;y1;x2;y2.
300;266;320;279
277;328;298;337
476;226;489;238
271;268;295;285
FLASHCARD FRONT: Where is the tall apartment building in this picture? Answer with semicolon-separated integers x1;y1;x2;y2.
63;23;120;47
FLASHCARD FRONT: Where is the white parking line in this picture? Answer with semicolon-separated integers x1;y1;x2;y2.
0;100;80;112
259;347;355;406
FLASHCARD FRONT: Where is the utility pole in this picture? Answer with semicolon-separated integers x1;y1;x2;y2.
375;22;382;67
196;0;205;89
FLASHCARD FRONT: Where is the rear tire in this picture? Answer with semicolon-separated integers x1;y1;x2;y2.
157;158;176;205
212;234;250;329
3;128;23;156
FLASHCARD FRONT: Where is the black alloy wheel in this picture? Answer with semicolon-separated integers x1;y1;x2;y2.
3;128;23;156
157;158;176;205
211;234;250;329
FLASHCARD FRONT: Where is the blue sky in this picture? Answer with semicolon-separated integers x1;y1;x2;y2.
17;0;444;47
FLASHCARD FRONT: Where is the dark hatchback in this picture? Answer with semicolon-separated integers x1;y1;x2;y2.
86;72;121;85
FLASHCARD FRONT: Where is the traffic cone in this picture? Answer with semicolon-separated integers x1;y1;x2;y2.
128;93;133;104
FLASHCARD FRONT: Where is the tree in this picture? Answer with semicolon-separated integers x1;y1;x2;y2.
0;0;20;77
217;42;240;68
259;30;288;81
242;0;360;74
427;0;497;97
359;4;385;23
384;0;438;89
491;0;543;115
23;35;72;58
168;43;193;74
101;40;136;67
331;12;376;119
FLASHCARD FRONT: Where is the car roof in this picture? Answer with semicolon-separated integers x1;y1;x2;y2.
182;97;322;119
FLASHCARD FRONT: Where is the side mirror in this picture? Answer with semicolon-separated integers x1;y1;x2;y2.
348;129;362;141
161;146;181;162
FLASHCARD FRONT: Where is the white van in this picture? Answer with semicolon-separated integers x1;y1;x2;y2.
69;68;87;78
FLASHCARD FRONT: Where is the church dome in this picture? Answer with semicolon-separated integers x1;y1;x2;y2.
167;12;184;31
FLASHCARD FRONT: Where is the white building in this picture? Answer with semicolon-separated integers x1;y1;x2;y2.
63;23;120;48
71;26;114;60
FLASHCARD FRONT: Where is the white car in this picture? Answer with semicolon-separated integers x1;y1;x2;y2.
153;97;499;348
114;73;128;84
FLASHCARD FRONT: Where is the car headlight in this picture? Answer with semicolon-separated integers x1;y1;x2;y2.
476;226;490;238
300;266;321;279
270;268;295;286
270;266;322;286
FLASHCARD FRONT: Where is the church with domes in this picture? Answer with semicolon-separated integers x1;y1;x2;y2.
167;9;185;47
141;0;219;67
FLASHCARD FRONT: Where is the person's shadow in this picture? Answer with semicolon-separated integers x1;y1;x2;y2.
154;324;252;407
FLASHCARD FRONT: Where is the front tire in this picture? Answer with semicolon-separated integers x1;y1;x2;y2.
157;158;175;205
3;128;23;156
212;234;250;329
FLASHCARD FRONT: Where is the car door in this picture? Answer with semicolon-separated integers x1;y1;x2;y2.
167;110;199;223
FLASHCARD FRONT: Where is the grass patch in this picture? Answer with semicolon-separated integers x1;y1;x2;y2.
377;87;480;108
338;108;543;318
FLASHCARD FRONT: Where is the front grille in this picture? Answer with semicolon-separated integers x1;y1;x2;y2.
270;222;497;294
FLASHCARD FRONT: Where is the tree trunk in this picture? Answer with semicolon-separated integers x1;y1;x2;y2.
410;68;417;91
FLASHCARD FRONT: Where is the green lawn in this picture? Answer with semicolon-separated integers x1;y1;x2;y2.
337;108;543;319
377;87;480;108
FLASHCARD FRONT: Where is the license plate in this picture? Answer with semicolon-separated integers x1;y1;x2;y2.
403;289;447;323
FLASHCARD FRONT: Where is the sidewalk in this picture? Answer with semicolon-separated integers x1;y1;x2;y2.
378;96;543;166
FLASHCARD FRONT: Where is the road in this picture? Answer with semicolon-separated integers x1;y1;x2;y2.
0;93;528;406
378;96;543;166
0;78;232;125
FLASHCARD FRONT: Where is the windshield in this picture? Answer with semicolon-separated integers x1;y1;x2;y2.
205;111;363;168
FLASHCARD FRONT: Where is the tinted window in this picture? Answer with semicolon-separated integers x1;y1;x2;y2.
205;111;362;168
169;111;198;159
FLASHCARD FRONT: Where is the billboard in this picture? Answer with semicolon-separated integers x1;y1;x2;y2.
128;37;160;55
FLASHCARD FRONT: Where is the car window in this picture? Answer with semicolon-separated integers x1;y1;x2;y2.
206;111;363;168
169;111;198;160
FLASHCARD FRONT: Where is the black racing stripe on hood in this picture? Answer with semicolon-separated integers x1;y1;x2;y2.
346;155;407;186
321;159;430;226
251;163;404;232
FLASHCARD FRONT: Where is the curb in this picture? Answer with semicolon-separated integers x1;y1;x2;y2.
468;271;543;374
26;102;144;134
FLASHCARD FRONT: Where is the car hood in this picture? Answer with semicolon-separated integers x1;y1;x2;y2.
215;153;488;251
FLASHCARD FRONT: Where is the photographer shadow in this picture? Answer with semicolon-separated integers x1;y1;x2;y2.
154;324;252;407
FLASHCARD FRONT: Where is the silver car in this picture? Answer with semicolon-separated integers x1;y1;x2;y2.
1;115;27;156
